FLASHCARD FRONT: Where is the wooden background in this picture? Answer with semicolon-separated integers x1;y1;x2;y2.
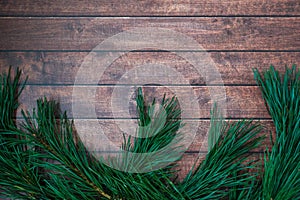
0;1;299;177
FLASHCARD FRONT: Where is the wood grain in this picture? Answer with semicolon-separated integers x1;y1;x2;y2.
17;85;269;119
0;52;299;85
0;0;297;180
0;18;299;50
0;0;299;16
56;119;273;152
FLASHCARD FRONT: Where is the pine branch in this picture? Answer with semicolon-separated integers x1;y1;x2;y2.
5;65;298;199
0;67;44;199
177;112;264;199
25;97;181;199
253;65;300;200
20;99;114;199
118;88;183;173
0;66;27;130
2;85;182;199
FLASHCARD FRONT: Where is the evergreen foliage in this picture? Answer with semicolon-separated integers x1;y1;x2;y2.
253;65;300;200
0;65;298;199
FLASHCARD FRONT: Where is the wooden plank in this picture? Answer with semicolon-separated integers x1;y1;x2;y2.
17;85;269;119
0;52;299;85
0;0;299;16
15;118;274;152
49;119;272;152
0;18;299;50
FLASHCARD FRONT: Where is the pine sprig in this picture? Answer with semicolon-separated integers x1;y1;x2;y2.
133;87;182;153
118;88;183;174
253;65;300;200
177;117;263;199
0;133;49;199
19;97;182;199
0;70;182;199
0;66;27;130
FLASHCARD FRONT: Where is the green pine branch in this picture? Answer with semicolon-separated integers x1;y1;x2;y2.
177;117;263;199
0;70;182;199
253;65;300;200
0;66;27;130
1;65;298;199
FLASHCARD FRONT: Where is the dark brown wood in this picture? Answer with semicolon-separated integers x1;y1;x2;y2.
0;0;299;16
52;119;273;152
0;52;299;85
0;18;299;50
17;85;269;119
15;117;274;152
0;0;297;180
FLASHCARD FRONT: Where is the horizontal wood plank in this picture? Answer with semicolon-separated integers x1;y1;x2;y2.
48;119;272;152
0;0;299;16
0;52;299;85
17;85;269;119
17;119;275;155
0;18;299;50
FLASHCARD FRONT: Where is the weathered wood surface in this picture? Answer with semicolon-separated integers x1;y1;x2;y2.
1;0;297;178
17;85;268;119
0;18;299;50
0;0;299;16
0;52;299;85
15;118;272;154
55;119;274;152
